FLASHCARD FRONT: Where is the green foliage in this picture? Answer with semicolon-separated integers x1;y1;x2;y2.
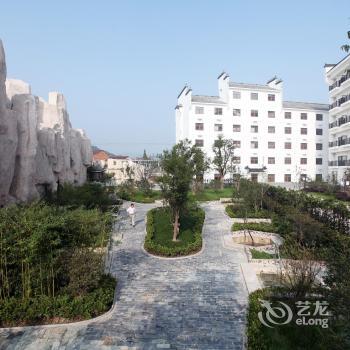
250;249;275;259
225;204;270;219
0;274;115;327
51;183;118;211
212;135;236;188
0;202;114;325
231;222;276;232
144;206;205;257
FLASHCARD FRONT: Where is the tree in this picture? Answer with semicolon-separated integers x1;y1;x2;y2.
341;30;350;53
142;149;149;160
212;136;235;189
159;140;196;241
192;147;210;193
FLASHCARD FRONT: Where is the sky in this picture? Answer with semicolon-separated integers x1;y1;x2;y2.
0;1;349;156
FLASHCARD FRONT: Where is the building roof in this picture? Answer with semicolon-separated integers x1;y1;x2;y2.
325;52;350;73
283;101;329;111
228;82;278;91
191;95;226;104
109;155;129;160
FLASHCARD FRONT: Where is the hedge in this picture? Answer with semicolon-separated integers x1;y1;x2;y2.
231;222;276;232
225;204;270;219
0;274;116;327
144;207;205;257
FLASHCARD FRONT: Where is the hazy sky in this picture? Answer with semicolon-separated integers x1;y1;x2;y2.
0;1;349;156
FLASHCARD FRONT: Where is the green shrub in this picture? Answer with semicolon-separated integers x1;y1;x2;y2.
225;204;270;218
250;249;275;259
0;274;116;327
231;222;276;232
144;206;204;257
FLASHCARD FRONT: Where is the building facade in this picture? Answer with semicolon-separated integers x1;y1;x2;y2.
325;54;350;184
176;73;329;185
92;150;144;185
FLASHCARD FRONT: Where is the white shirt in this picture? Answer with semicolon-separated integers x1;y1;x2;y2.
127;206;135;215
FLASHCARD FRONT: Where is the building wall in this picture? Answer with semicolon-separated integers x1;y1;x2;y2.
176;73;329;185
325;54;350;184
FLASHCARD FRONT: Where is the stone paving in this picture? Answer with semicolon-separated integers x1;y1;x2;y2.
0;202;248;350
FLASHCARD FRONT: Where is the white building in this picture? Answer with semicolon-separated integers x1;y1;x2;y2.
325;54;350;183
92;150;144;185
176;73;329;186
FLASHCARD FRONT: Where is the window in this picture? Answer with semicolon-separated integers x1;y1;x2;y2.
300;158;307;165
232;91;241;99
233;124;241;132
284;157;291;165
251;141;259;148
251;125;258;133
195;139;204;147
195;106;204;114
316;128;323;135
301;113;308;120
268;141;275;149
268;157;275;164
284;111;292;119
251;92;258;100
284;174;292;182
316;158;323;165
113;161;117;165
251;109;259;117
301;128;307;135
195;123;204;130
316;114;323;121
315;174;323;181
268;94;275;101
268;174;275;182
316;143;323;150
268;111;275;118
214;124;223;132
233;156;241;164
285;142;292;149
251;157;258;164
300;174;307;182
251;173;258;182
233;109;241;116
268;126;275;133
214;107;222;115
233;140;241;148
301;143;308;150
285;127;292;134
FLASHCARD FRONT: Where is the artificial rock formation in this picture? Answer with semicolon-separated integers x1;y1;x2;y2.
0;40;92;205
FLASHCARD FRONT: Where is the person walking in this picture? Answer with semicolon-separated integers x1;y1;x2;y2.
127;203;136;227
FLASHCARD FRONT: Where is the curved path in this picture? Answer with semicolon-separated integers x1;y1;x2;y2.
0;202;248;350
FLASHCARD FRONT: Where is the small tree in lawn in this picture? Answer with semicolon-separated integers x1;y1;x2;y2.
212;136;235;189
159;140;196;241
192;147;210;194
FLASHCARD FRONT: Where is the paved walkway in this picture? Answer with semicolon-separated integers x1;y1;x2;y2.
0;202;248;350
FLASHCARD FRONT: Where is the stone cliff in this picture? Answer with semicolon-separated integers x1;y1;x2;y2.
0;40;92;205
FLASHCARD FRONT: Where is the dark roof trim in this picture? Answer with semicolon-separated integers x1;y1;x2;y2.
177;85;188;99
326;53;350;73
266;76;278;84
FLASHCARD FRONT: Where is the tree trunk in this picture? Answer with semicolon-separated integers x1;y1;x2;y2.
172;209;180;241
220;175;224;190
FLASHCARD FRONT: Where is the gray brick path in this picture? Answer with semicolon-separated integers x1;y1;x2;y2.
0;202;248;350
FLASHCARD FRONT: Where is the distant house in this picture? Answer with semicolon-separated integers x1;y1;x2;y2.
92;149;144;185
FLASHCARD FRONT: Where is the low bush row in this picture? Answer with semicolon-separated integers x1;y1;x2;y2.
225;204;270;219
144;206;204;257
231;222;276;232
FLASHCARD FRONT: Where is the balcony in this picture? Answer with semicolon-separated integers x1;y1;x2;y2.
329;114;350;129
329;94;350;110
329;71;350;91
329;137;350;148
329;160;350;167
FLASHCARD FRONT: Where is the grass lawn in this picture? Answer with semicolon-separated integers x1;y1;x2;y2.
225;204;270;219
306;192;337;201
191;187;233;201
144;206;205;256
250;248;276;259
129;190;162;203
232;222;276;232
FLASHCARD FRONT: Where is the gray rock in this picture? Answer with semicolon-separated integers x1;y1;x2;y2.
0;40;92;206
